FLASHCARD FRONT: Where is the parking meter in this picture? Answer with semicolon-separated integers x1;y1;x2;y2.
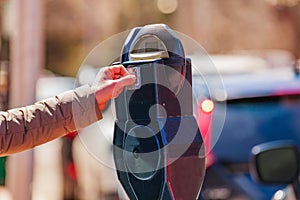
113;24;205;200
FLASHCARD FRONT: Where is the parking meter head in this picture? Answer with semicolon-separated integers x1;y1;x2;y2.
113;24;205;200
115;24;190;122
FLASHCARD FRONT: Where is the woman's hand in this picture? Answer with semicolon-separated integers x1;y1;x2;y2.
93;65;136;111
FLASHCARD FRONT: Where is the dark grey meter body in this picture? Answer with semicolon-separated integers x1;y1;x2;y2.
113;24;205;200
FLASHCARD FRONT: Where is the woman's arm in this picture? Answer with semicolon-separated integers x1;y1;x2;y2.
0;84;101;156
0;65;135;156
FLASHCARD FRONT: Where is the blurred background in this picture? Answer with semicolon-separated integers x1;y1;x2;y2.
0;0;299;200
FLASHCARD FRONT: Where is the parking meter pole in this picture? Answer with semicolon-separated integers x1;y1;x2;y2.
6;0;44;200
113;24;205;200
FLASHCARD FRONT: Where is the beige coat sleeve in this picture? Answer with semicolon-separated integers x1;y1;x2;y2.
0;85;102;156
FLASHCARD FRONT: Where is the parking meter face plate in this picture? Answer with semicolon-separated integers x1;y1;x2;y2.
113;24;205;200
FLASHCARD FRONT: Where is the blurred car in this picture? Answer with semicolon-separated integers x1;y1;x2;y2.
192;51;300;200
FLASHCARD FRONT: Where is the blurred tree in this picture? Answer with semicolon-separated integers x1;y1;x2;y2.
173;0;300;59
44;0;174;76
116;0;171;30
44;0;300;76
45;0;85;76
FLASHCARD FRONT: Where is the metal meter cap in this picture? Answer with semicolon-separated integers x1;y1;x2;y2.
121;24;185;63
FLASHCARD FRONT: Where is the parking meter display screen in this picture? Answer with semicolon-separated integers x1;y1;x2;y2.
130;35;169;60
145;42;159;52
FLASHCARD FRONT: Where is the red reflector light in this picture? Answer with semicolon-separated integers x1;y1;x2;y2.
201;99;214;113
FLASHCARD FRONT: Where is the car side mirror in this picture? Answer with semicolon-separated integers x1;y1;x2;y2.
250;140;299;185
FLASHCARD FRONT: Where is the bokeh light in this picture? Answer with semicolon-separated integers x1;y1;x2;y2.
157;0;178;14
